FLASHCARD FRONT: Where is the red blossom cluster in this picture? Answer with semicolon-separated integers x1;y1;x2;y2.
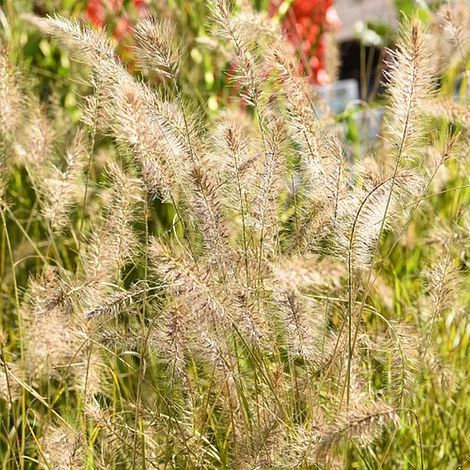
85;0;149;40
271;0;340;83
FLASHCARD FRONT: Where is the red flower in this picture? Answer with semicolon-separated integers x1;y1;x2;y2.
270;0;339;83
85;0;106;27
292;0;331;19
114;12;131;41
85;0;149;41
133;0;150;14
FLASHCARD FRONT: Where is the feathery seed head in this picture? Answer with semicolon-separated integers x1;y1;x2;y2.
134;17;180;80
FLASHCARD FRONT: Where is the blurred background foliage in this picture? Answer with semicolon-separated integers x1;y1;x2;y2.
2;0;459;141
1;0;437;121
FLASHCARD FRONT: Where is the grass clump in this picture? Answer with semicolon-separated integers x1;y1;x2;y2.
0;1;469;468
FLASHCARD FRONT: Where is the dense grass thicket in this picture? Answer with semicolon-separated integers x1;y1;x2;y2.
0;1;469;468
